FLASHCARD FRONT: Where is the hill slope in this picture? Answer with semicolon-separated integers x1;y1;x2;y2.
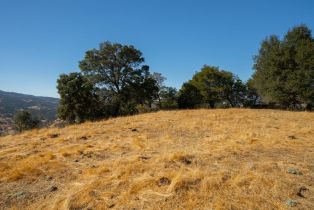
0;90;59;134
0;109;313;209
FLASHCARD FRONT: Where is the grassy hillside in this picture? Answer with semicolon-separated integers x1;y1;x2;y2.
0;109;313;209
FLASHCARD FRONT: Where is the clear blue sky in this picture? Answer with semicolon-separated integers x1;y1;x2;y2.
0;0;313;97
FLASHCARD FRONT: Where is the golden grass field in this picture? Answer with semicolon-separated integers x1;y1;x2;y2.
0;109;314;210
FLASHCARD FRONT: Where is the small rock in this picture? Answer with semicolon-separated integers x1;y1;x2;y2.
15;191;26;197
158;177;171;186
287;168;302;175
286;199;297;207
47;176;53;181
131;128;138;132
79;136;88;140
50;186;58;192
74;159;79;162
297;186;308;198
288;135;297;140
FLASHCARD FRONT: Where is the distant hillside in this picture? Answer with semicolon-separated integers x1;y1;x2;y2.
0;90;59;134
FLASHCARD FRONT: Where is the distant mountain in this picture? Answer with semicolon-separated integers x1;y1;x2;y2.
0;90;59;134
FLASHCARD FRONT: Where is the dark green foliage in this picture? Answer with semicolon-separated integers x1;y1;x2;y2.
151;72;178;109
57;42;160;123
151;72;166;108
79;41;158;115
141;77;160;107
190;66;229;107
252;25;314;108
79;41;147;94
243;79;261;108
57;72;99;123
226;77;247;107
182;65;246;108
178;83;203;108
13;110;40;132
129;76;159;108
159;87;178;109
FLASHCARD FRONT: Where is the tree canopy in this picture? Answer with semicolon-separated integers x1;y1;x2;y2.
57;42;159;123
79;41;148;94
181;65;246;108
252;25;314;108
57;72;99;123
178;83;203;109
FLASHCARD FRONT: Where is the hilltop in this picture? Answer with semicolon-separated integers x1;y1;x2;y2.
0;109;313;209
0;90;59;134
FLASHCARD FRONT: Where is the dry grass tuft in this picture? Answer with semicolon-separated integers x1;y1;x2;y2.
0;109;314;209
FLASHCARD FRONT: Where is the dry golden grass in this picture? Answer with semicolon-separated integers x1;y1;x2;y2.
0;109;314;210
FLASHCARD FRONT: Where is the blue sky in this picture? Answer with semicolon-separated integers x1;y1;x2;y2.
0;0;313;97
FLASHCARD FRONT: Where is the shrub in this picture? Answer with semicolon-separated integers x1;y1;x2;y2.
13;111;40;132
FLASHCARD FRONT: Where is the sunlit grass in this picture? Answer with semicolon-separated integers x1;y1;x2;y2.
0;109;314;209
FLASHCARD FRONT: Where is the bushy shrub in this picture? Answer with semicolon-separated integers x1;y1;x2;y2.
13;111;39;132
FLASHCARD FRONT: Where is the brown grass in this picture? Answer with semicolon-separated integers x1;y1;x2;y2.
0;109;314;209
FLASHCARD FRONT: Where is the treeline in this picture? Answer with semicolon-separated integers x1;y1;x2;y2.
178;25;314;110
54;24;314;124
55;42;260;124
11;24;313;131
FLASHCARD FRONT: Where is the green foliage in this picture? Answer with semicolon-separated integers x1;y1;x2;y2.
131;76;159;107
57;42;160;123
13;110;39;132
150;72;178;109
57;72;99;123
252;25;314;108
227;77;247;107
178;83;203;108
243;79;261;108
183;65;246;108
159;87;178;109
80;41;147;94
79;41;158;115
